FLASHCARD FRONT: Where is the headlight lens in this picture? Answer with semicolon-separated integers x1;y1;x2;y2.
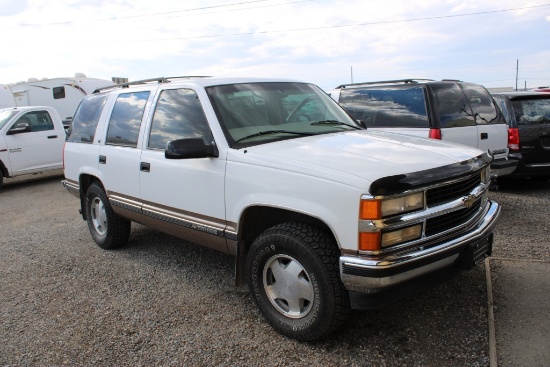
381;224;422;248
381;192;424;217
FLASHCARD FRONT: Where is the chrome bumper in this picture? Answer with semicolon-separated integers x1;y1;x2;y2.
340;200;500;292
61;179;80;198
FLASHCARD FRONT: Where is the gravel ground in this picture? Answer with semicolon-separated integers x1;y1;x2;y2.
1;172;548;366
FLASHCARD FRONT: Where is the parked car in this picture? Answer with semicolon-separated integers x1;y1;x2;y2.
63;76;500;341
327;79;517;178
0;106;65;189
491;91;550;180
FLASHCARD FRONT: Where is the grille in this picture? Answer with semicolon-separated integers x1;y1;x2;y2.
426;173;481;207
425;199;481;237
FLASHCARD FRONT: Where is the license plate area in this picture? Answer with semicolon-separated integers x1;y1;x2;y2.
455;233;493;270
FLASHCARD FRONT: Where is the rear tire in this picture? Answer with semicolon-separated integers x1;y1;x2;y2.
85;182;131;249
246;222;350;341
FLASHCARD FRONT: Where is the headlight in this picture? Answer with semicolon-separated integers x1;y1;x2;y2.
381;224;422;248
360;192;424;220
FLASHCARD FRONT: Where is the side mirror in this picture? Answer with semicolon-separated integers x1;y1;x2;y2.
7;122;31;135
165;138;219;159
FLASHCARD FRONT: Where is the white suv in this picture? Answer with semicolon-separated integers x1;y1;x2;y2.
63;76;500;341
328;79;518;178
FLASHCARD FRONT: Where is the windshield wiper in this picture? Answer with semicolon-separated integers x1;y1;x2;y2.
310;120;362;129
233;130;316;144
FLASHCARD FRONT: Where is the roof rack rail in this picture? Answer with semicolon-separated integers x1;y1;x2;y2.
93;75;211;93
336;78;435;89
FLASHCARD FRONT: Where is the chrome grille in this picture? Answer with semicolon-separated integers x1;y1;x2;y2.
426;173;481;207
425;199;481;237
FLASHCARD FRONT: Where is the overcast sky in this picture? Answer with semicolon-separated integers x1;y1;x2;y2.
1;0;549;90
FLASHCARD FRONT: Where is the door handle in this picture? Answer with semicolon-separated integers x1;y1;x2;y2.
480;133;488;140
140;162;150;172
47;135;58;139
99;155;106;164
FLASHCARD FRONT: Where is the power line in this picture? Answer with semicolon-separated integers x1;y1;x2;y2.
103;3;550;43
6;0;314;28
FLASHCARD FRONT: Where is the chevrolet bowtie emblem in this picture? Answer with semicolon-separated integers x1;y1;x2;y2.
462;195;477;208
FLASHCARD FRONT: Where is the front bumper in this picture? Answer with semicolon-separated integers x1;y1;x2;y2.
339;200;500;293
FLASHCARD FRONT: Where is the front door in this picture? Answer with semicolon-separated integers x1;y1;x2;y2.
4;110;64;174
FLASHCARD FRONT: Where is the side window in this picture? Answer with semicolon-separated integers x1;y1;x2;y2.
339;87;429;128
106;91;150;147
432;83;475;128
13;111;54;132
148;89;212;150
460;83;500;124
493;96;510;123
67;94;108;143
53;86;65;100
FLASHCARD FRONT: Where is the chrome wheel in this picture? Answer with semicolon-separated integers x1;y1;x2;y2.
263;254;314;318
90;196;107;236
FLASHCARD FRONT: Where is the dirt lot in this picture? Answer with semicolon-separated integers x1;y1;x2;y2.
0;171;548;366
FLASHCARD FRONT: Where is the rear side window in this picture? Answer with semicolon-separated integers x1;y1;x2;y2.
431;83;475;128
339;86;429;128
148;88;212;150
511;98;550;125
460;83;501;124
67;94;108;143
106;91;150;147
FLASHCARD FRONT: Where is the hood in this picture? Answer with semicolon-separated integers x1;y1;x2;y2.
231;130;487;190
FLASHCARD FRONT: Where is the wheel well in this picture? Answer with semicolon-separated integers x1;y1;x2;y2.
0;159;8;178
234;206;337;285
78;174;102;219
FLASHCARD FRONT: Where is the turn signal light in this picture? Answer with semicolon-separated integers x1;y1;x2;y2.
360;199;381;220
359;232;381;251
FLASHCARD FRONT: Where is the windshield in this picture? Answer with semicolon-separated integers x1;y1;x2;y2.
206;82;360;147
0;110;19;129
512;98;550;125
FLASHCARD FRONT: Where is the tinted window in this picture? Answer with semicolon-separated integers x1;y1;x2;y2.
67;94;108;143
53;86;65;100
106;91;149;147
460;83;500;124
511;98;550;125
431;83;475;128
339;86;429;128
15;111;54;132
148;89;212;150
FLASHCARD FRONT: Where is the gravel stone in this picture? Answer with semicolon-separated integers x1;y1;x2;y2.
1;172;548;366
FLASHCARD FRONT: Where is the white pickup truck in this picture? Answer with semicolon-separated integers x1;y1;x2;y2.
0;106;65;189
62;76;501;341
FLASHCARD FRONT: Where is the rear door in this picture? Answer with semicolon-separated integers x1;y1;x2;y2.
510;95;550;165
97;90;152;199
460;83;508;160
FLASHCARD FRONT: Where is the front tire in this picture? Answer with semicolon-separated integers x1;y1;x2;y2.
85;182;131;249
246;222;350;341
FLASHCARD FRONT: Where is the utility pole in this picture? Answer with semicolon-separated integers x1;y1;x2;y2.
515;59;518;91
351;66;353;84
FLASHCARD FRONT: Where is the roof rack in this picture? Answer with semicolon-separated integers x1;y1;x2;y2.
93;76;211;93
336;78;435;89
